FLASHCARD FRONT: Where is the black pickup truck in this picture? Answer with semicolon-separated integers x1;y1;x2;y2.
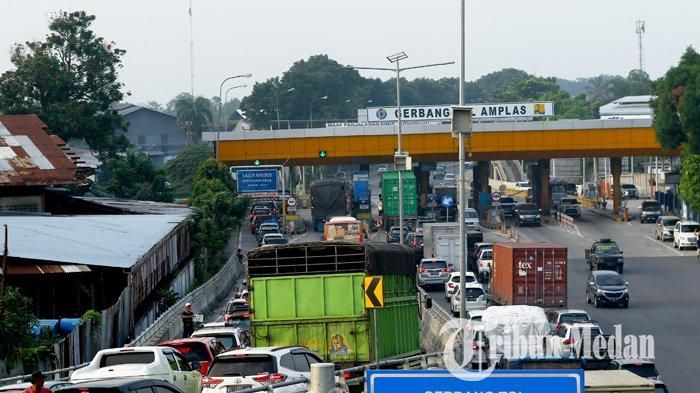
585;239;624;273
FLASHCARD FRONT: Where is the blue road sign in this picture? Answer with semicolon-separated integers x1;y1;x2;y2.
441;195;455;208
236;169;278;193
366;370;583;393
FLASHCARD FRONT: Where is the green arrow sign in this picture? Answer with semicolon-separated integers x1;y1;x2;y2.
319;150;327;158
253;159;261;166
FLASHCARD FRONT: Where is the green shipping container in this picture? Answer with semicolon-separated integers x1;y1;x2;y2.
250;273;420;364
381;171;418;217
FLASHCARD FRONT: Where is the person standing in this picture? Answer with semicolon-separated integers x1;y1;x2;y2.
23;372;52;393
181;303;195;338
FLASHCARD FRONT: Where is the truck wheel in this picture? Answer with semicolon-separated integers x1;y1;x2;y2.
588;262;593;271
586;292;591;304
623;301;629;309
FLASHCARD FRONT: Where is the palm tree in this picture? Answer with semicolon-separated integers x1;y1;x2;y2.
172;94;213;144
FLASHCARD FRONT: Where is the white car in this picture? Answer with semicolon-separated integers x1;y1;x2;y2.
261;233;288;246
191;325;247;350
70;346;202;393
202;346;323;393
476;248;493;283
464;208;481;231
444;271;479;299
673;220;699;250
548;322;603;358
515;181;531;191
450;284;487;316
443;173;456;185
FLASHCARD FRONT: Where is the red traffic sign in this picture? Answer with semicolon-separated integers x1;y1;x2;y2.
287;197;297;207
491;191;501;202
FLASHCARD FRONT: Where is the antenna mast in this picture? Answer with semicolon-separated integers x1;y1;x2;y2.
635;20;645;71
189;0;195;96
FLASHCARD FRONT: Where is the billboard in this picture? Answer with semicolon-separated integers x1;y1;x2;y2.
365;102;554;122
236;169;278;193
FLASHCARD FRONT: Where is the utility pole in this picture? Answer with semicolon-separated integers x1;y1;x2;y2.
0;225;8;298
457;0;467;321
636;20;646;71
188;0;195;96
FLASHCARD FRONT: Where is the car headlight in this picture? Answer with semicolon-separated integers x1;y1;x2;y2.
535;214;541;218
618;257;623;261
663;228;671;233
519;215;525;219
596;289;604;294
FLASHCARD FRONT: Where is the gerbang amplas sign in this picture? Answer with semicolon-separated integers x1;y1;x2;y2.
365;102;554;122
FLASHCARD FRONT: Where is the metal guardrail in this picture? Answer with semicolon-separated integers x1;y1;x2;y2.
231;353;443;393
0;363;89;385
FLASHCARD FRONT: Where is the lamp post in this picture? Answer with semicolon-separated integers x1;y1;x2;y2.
224;84;247;132
457;0;467;321
217;74;252;159
309;95;328;128
350;55;454;244
275;87;295;130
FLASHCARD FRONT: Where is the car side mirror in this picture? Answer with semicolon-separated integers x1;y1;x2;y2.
425;296;433;309
190;361;201;371
625;282;629;286
620;251;623;254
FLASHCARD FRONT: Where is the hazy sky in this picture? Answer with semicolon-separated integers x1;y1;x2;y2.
1;0;698;104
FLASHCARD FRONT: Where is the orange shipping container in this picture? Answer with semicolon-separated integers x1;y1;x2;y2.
491;243;567;308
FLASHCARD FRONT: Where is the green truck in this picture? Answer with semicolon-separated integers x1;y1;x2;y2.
380;171;418;231
246;241;422;367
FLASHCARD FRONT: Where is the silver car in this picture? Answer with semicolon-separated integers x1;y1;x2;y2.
417;258;451;287
655;216;680;241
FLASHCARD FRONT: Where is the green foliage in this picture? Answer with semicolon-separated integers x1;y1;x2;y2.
156;288;180;313
164;145;214;198
166;93;213;142
103;151;174;202
680;150;700;212
193;158;236;191
80;309;102;327
0;287;38;370
0;11;129;158
653;46;700;151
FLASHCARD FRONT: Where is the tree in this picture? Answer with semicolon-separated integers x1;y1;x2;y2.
102;151;174;202
193;158;236;191
679;153;700;211
0;11;129;158
167;93;212;143
164;145;214;198
0;287;38;371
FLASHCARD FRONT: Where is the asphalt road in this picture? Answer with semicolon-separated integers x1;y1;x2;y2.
429;209;699;392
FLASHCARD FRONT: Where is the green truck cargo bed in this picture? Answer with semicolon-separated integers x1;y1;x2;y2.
380;171;418;217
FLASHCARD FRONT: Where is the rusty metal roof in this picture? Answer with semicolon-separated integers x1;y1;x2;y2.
0;115;77;186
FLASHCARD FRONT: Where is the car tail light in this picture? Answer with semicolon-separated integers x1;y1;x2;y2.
448;283;455;288
442;268;451;272
202;377;224;388
563;338;575;345
419;268;427;273
253;373;287;385
343;372;353;380
555;323;560;331
472;341;479;351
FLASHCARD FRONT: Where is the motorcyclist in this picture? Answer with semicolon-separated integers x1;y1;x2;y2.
235;248;244;263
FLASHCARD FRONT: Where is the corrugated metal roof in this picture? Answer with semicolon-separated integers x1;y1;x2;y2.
8;263;91;275
78;197;192;215
0;214;188;269
0;115;77;186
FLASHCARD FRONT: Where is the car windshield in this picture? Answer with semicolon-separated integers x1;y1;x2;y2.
621;184;636;189
622;363;659;378
500;197;514;204
461;288;485;298
662;218;680;226
99;352;155;367
226;302;249;313
642;203;661;211
518;204;537;211
421;261;447;269
480;250;492;259
560;313;590;324
264;237;288;245
167;343;209;362
208;355;276;377
596;243;620;253
680;224;699;233
597;275;625;286
561;199;578;205
469;315;482;321
465;210;478;218
192;333;239;349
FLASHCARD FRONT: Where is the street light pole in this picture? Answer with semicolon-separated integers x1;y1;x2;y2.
457;0;467;321
309;95;328;128
350;57;454;245
217;74;252;160
223;84;247;132
275;87;296;130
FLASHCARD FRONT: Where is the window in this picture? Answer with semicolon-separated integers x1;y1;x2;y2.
420;261;447;269
167;343;209;363
208;355;276;377
154;387;180;393
305;353;321;366
164;352;178;371
132;388;154;393
138;135;146;145
559;314;590;324
279;354;295;370
161;134;169;144
292;353;310;372
100;352;155;367
174;351;192;371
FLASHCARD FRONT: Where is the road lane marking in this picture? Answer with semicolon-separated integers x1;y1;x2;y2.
643;235;684;256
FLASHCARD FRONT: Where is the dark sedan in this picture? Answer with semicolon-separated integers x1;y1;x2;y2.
59;379;184;393
586;270;629;308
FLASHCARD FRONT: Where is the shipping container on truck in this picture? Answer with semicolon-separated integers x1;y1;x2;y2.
380;171;417;230
352;172;370;214
310;179;351;232
490;243;568;308
246;242;421;368
422;223;483;261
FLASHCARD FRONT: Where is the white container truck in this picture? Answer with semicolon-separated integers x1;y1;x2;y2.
422;223;482;270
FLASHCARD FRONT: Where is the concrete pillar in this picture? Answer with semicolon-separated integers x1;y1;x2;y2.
309;363;336;393
419;166;430;207
473;161;490;215
611;157;622;214
537;159;551;211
